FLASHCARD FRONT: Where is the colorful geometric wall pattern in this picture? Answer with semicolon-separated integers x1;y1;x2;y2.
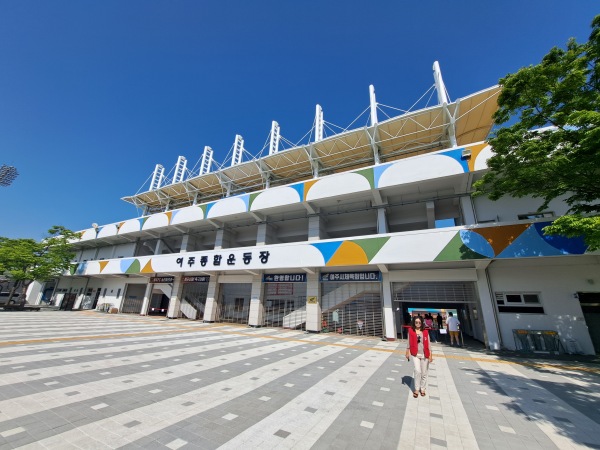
77;142;495;241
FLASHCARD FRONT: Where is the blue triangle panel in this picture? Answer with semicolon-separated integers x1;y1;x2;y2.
204;201;216;217
533;222;588;254
460;230;495;258
440;148;469;172
290;183;305;202
119;258;135;273
373;163;392;189
310;241;343;265
239;194;250;211
497;225;565;258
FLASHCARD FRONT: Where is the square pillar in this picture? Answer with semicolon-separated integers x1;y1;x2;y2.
460;196;476;225
377;207;388;234
248;276;265;327
257;223;278;246
180;234;190;252
214;227;231;250
140;283;153;315
203;276;220;323
305;271;321;332
308;215;326;241
476;268;502;350
426;201;435;229
381;272;396;340
167;276;184;319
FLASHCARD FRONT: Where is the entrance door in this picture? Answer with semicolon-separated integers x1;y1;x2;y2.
121;284;147;314
92;288;102;309
392;281;483;343
60;293;77;311
320;282;383;337
181;283;209;320
264;282;307;330
578;292;600;354
218;284;252;324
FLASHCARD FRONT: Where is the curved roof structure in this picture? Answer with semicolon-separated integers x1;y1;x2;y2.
122;84;501;211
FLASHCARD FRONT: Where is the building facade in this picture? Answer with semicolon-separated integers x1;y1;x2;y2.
36;65;599;355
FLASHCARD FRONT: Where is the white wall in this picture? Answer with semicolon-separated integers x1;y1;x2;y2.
473;194;570;223
488;256;599;354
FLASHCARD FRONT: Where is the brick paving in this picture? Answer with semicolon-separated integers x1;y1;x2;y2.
0;311;598;449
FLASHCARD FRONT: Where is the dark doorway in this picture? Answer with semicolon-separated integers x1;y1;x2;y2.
578;292;600;354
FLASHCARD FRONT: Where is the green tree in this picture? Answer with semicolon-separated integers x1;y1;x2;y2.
0;226;80;303
473;15;600;250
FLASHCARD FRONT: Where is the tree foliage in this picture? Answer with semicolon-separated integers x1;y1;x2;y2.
0;226;80;301
473;15;600;250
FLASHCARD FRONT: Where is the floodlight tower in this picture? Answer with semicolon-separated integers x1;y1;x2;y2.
0;165;18;187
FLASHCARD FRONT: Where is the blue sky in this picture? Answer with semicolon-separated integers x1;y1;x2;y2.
0;1;597;239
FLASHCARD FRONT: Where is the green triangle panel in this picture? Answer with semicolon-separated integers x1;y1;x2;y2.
355;168;374;189
125;259;141;274
69;264;78;275
351;236;391;262
435;233;488;261
199;204;207;216
249;192;260;210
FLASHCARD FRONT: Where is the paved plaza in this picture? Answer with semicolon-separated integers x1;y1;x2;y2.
0;312;598;449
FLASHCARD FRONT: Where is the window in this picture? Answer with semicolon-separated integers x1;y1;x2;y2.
495;292;544;313
116;288;121;299
518;212;554;220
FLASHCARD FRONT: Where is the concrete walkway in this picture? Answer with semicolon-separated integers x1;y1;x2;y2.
0;311;598;449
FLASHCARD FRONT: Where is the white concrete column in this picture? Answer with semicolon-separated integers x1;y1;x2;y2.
305;271;322;332
154;240;164;256
140;283;153;315
476;268;502;350
308;215;326;241
203;276;220;322
257;223;279;246
248;276;265;327
180;234;190;252
376;207;388;234
460;196;476;225
381;272;396;340
214;228;231;249
167;276;184;319
426;201;436;229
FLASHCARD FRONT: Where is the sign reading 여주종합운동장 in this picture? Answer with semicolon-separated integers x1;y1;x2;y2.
320;271;381;282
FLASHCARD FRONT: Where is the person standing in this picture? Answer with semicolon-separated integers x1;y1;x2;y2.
405;316;433;398
424;313;436;342
446;311;461;346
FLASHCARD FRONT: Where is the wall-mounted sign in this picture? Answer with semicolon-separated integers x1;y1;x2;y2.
182;276;210;283
266;284;294;295
175;250;270;269
263;274;306;283
320;271;381;282
150;276;175;284
307;296;318;304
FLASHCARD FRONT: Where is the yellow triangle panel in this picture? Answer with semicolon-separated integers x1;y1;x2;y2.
303;180;318;199
327;241;368;266
141;260;155;274
99;261;109;273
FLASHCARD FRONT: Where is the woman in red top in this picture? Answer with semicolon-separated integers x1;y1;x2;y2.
405;316;434;398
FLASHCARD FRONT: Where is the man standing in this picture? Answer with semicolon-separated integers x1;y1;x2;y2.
446;312;460;347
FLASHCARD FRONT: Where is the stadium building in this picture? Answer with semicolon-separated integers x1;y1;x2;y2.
34;63;599;355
